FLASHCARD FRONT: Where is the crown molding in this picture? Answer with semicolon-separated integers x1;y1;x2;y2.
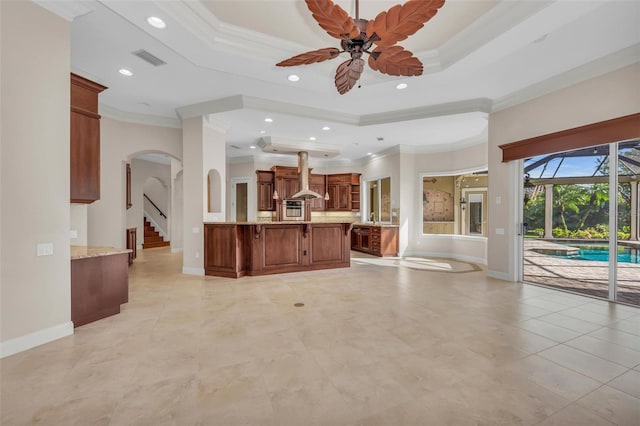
438;0;552;69
359;98;492;126
99;104;182;128
33;0;94;21
493;44;640;112
156;0;309;61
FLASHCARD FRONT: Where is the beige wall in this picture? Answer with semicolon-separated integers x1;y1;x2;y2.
182;117;205;274
170;160;184;252
70;205;88;246
406;143;489;263
1;2;72;355
488;64;640;280
88;118;181;249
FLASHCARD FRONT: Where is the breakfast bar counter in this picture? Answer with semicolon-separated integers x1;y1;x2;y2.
204;222;353;278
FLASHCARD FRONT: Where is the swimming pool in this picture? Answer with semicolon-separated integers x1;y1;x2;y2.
565;244;639;264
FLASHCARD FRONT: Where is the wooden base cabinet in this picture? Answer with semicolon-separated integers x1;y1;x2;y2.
71;252;129;327
351;225;399;257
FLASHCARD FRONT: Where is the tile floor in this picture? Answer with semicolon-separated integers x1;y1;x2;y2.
1;248;639;425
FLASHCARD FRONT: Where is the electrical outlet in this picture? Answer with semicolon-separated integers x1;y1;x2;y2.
195;251;200;259
70;229;78;239
192;227;200;234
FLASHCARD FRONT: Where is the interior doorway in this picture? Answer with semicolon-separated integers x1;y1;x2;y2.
235;182;248;222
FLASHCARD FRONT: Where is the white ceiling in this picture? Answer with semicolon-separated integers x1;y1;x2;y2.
40;0;640;163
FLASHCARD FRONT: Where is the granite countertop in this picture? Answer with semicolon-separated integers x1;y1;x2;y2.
352;223;399;228
71;245;132;260
204;221;356;225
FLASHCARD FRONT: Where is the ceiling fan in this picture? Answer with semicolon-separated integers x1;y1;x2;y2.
276;0;446;95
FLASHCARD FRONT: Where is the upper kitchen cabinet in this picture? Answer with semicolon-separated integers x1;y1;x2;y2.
309;174;326;211
256;170;275;211
326;173;360;211
70;73;107;203
271;166;301;200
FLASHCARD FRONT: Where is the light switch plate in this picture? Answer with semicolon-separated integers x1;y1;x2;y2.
495;228;505;235
70;229;78;239
37;243;54;256
192;227;200;234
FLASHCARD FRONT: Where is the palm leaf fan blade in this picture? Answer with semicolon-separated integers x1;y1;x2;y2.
369;0;446;47
335;59;364;95
305;0;360;40
368;46;423;76
276;48;341;67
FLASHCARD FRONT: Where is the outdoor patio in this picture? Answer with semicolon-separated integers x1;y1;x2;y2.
524;239;640;306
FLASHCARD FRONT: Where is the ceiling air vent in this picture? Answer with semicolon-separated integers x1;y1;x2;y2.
132;49;166;67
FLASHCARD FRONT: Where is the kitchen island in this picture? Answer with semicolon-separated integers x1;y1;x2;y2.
204;222;353;278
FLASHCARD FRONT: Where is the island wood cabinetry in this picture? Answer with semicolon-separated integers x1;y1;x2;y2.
351;224;399;257
71;246;130;327
70;73;107;203
204;222;352;278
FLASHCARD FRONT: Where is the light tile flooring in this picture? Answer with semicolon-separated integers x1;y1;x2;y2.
2;248;639;425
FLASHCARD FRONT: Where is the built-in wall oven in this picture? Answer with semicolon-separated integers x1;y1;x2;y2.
282;199;305;221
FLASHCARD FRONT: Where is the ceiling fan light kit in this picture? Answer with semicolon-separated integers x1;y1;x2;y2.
277;0;446;94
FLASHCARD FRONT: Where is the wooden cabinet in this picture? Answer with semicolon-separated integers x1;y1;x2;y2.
351;225;398;257
309;174;326;211
326;174;360;211
126;227;137;265
204;222;352;278
71;252;129;327
256;170;275;211
70;73;107;204
272;166;302;200
351;173;361;211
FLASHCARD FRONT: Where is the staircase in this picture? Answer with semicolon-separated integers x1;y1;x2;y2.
143;219;169;249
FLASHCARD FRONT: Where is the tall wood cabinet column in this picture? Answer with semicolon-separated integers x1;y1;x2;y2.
70;73;107;203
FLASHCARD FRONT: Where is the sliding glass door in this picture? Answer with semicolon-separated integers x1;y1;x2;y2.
522;140;639;306
616;141;640;305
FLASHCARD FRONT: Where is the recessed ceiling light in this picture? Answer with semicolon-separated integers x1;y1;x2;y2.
367;152;372;156
264;118;273;123
288;74;300;82
309;137;316;141
396;83;408;90
118;68;133;77
260;130;266;134
322;126;330;131
250;145;256;149
147;16;166;29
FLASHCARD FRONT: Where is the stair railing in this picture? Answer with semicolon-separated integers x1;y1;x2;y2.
143;194;167;218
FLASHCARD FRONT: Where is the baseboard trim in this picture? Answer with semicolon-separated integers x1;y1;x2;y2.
402;250;486;266
182;266;204;276
0;321;74;359
487;270;514;281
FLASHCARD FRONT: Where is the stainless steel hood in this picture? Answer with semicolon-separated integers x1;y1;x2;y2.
291;151;323;200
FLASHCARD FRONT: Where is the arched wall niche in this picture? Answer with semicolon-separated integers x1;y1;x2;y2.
207;169;222;213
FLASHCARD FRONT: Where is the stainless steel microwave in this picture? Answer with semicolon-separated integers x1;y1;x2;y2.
282;199;304;221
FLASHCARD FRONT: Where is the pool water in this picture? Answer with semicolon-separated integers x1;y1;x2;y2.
568;245;640;264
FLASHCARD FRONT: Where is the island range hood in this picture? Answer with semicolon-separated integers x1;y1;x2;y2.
291;151;323;200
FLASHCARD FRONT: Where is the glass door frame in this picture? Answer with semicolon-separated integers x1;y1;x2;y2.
518;142;621;302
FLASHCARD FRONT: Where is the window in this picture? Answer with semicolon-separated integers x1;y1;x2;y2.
367;177;391;223
422;171;488;236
